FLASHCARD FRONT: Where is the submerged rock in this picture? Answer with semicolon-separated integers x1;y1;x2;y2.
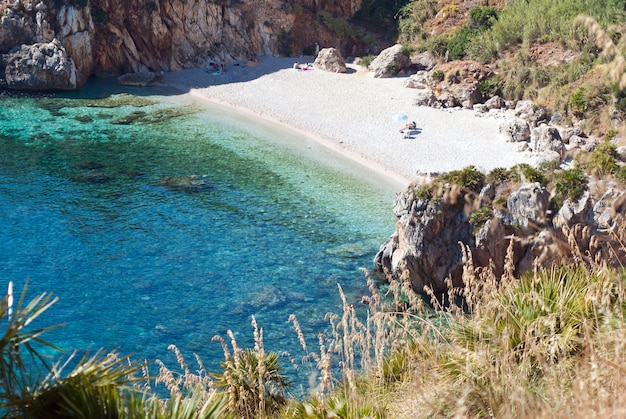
118;71;163;87
153;175;213;193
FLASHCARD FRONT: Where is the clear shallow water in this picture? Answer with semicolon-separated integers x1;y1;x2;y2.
0;81;397;386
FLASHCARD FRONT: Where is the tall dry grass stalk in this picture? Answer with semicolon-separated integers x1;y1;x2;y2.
575;14;626;89
153;344;215;406
383;232;626;418
152;226;626;417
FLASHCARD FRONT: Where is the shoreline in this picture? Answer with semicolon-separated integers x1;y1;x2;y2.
183;90;412;191
161;56;540;191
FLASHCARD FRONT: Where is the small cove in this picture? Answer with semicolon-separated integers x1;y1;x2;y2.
0;81;399;386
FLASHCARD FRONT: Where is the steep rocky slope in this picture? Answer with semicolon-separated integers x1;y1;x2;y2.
0;0;361;89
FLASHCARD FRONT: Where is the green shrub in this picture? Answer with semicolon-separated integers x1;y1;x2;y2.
493;195;508;208
413;183;434;200
316;10;356;38
431;69;444;81
513;163;547;186
212;348;290;417
447;26;474;60
397;0;439;44
469;6;498;30
387;60;400;75
360;55;375;68
486;167;510;186
553;168;588;203
469;206;494;228
477;75;503;98
441;166;485;193
569;87;588;113
578;140;620;177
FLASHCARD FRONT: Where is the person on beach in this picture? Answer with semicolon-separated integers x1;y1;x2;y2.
400;121;416;132
293;61;300;70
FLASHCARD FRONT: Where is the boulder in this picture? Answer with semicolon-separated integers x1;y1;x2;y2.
410;51;437;71
403;70;428;89
504;182;550;229
560;127;585;143
593;187;623;229
499;117;531;142
118;71;163;86
514;100;548;126
484;95;504;110
313;47;346;73
553;192;595;229
369;44;409;78
530;123;564;156
1;39;77;90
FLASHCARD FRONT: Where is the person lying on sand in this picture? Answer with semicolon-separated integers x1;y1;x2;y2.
293;62;314;71
399;121;416;132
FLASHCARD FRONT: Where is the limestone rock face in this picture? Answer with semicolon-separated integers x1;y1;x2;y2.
374;185;474;293
0;0;360;89
1;40;77;90
314;47;346;73
505;183;550;229
530;124;564;156
430;60;493;108
0;10;34;52
375;181;626;295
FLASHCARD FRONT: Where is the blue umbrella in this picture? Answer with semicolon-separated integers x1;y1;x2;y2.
392;113;408;122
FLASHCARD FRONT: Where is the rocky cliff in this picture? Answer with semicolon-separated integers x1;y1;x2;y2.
0;0;361;90
375;172;626;295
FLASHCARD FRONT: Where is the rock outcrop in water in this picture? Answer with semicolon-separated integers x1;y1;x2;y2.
0;0;361;90
375;172;626;294
1;39;77;90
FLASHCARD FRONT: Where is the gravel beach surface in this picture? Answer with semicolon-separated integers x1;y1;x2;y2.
162;56;539;188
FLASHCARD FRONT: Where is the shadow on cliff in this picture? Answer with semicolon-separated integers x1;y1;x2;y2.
158;56;358;94
56;56;358;100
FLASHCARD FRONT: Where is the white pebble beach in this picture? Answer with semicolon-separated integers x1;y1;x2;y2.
161;56;539;190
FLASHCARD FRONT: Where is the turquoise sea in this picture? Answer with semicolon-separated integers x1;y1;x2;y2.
0;80;398;387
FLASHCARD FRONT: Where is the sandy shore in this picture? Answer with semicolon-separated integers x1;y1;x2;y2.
161;56;539;189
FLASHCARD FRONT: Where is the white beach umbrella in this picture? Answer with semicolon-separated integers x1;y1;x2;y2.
392;113;408;122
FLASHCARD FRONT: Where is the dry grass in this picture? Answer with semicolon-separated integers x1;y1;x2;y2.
147;231;626;418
